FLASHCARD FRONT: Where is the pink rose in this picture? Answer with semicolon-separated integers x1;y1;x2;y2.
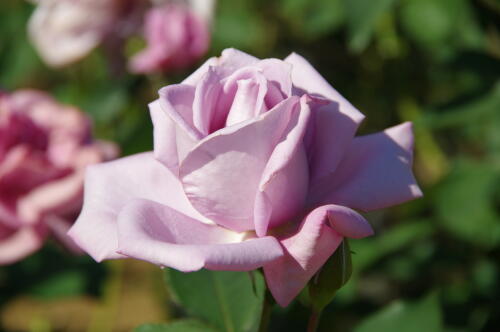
129;2;211;74
68;49;422;306
0;90;118;265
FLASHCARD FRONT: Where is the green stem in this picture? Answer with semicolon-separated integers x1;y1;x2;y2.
258;291;274;332
307;309;323;332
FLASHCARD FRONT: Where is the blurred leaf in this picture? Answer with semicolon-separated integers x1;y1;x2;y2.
434;160;500;248
212;0;271;54
165;269;265;332
344;0;398;52
355;293;442;332
420;82;500;129
29;270;86;299
309;240;352;311
400;0;484;50
280;0;344;39
351;219;434;271
134;320;219;332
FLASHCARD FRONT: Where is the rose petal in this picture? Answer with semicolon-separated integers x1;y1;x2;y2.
180;97;300;232
312;122;423;211
158;84;202;140
254;96;312;236
263;204;372;307
117;199;283;271
192;67;223;135
68;152;207;261
306;101;363;185
149;99;181;170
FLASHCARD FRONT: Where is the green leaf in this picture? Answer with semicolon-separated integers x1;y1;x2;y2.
355;293;442;332
434;160;500;248
400;0;484;50
165;269;265;332
280;0;345;39
29;270;86;299
351;219;435;271
308;240;352;311
344;0;398;52
134;320;219;332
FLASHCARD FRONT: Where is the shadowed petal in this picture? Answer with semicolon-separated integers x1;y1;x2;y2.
311;122;423;211
117;199;283;271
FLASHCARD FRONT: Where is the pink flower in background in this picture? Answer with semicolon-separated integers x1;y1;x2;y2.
0;90;118;265
28;0;141;67
69;49;422;306
28;0;213;73
129;2;210;74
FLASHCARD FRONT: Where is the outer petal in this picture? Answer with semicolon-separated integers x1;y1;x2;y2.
68;152;207;261
180;97;300;232
117;199;283;271
311;122;423;211
149;100;180;170
285;53;364;122
263;205;373;307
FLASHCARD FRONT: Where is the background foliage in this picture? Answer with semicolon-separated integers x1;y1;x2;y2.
1;0;499;331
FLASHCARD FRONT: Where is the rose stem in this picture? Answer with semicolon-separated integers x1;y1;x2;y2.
307;309;323;332
258;290;274;332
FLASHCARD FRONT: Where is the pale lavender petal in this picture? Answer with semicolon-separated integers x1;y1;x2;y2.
158;84;201;140
192;67;223;135
254;96;312;236
117;199;283;271
68;152;207;261
312;122;423;211
149;99;179;170
180;97;300;232
305;100;363;185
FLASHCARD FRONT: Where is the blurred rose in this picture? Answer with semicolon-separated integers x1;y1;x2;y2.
28;0;134;67
0;90;118;265
28;0;213;73
129;1;210;74
69;49;422;306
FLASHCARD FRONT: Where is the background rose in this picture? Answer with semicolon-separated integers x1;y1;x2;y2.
129;2;210;74
28;0;212;73
69;49;422;306
0;90;118;265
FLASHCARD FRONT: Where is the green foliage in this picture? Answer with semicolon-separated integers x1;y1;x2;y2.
434;160;500;248
355;293;442;332
165;269;265;332
134;320;219;332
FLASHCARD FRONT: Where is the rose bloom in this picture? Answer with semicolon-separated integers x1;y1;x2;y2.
28;0;213;73
69;49;422;306
0;90;118;265
129;2;211;74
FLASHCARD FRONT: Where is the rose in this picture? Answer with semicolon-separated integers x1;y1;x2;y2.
27;0;139;67
129;2;211;74
28;0;213;73
68;49;422;306
0;90;118;265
